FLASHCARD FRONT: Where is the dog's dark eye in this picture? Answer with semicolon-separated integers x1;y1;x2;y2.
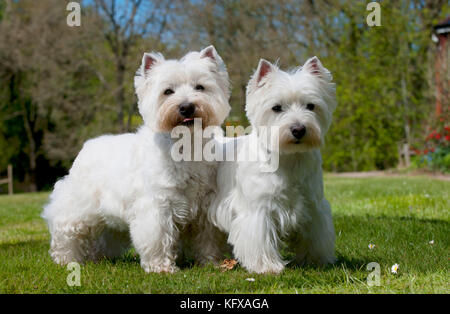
164;88;174;95
272;104;282;112
195;84;205;91
306;103;315;111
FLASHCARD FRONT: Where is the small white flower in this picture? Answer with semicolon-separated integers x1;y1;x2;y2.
424;194;430;198
245;278;255;282
391;263;399;274
368;243;375;250
429;240;434;245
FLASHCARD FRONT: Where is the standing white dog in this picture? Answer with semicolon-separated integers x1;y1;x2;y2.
209;57;337;273
42;46;231;273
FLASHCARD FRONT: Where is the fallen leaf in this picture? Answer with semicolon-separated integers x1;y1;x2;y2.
220;259;238;272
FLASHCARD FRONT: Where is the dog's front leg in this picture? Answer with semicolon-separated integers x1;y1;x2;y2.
130;199;179;273
192;212;229;265
192;191;230;265
229;209;285;274
293;198;336;266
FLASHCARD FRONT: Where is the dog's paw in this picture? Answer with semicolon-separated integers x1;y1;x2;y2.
51;251;80;266
141;262;179;274
52;255;69;266
246;263;285;274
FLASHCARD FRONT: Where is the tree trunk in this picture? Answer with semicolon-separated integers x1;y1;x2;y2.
10;73;38;191
397;143;405;168
22;111;38;192
401;76;411;167
116;57;126;132
27;149;38;192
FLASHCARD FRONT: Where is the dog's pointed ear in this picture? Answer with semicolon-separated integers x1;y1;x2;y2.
135;52;164;94
140;52;164;76
200;45;227;72
302;56;332;82
255;59;274;85
200;45;217;61
247;59;275;95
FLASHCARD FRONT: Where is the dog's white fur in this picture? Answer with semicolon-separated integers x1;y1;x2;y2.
42;46;231;273
209;57;337;273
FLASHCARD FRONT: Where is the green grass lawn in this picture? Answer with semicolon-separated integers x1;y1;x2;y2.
0;176;448;293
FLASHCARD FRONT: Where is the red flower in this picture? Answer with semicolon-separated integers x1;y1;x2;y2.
424;149;429;154
435;133;441;140
445;135;450;141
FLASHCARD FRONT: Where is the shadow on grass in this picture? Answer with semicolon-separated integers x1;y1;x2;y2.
0;239;48;251
288;214;449;273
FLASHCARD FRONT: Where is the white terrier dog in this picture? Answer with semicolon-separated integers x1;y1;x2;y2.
209;57;337;273
42;46;231;273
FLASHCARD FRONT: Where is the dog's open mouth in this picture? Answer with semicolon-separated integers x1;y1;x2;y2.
181;117;195;126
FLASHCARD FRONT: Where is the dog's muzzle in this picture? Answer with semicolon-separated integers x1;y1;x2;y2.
179;102;195;118
291;124;306;140
178;102;196;125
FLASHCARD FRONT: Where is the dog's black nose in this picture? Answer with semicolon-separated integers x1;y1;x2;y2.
291;125;306;140
179;102;195;117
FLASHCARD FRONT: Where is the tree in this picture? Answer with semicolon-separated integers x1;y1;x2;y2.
174;0;449;171
92;0;173;131
0;0;105;190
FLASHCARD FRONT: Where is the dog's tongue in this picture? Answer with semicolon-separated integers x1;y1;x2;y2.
183;118;194;123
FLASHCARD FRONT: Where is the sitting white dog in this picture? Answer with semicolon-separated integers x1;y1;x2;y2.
42;46;231;273
209;57;337;273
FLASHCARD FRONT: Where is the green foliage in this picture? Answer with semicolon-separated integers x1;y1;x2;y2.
429;146;450;172
411;123;450;173
0;0;173;190
0;0;449;191
320;1;446;171
180;0;448;172
0;177;448;293
412;146;450;173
